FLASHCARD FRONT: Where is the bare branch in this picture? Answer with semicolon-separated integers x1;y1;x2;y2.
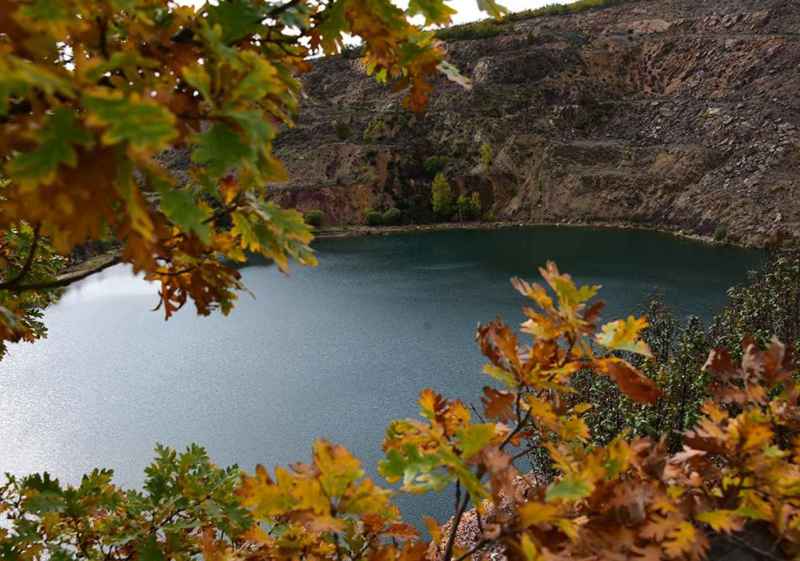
15;255;120;293
442;491;472;561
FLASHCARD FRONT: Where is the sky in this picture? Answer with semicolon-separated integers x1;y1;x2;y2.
184;0;568;25
416;0;564;25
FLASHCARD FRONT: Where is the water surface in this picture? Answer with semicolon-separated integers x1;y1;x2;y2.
0;227;762;523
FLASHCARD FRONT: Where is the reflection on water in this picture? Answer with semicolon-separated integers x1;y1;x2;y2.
0;227;763;524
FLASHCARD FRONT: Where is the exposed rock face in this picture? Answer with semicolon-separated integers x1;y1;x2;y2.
271;0;800;246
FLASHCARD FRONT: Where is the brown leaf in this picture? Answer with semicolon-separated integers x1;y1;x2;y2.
594;358;662;404
482;387;515;421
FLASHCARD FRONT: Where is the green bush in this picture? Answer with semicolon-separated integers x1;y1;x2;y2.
431;172;453;220
568;248;800;451
365;209;383;226
334;121;352;141
713;224;728;242
479;142;493;170
508;0;633;22
456;192;481;221
304;210;324;228
382;207;402;226
712;248;800;359
571;300;709;450
363;118;387;143
423;155;448;177
433;0;632;43
435;20;504;41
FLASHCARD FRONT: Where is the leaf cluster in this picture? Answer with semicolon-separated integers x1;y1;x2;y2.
0;0;484;350
0;444;251;561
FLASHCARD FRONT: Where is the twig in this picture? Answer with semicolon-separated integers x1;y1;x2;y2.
268;0;303;18
15;255;121;292
510;445;538;463
470;403;486;423
0;224;41;290
453;538;492;561
499;410;531;451
726;534;786;561
442;491;471;561
96;16;109;59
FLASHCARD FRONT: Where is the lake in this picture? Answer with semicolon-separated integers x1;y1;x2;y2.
0;226;763;524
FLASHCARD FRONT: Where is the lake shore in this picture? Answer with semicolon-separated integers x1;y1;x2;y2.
58;219;755;281
314;220;740;248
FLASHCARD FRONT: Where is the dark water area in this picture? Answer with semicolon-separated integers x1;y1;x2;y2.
0;227;763;525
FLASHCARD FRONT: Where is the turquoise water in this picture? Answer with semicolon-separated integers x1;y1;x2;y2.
0;227;762;524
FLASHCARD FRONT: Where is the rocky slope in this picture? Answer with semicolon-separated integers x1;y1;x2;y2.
271;0;800;247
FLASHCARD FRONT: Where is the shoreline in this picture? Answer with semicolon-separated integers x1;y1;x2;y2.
313;220;749;248
58;219;760;280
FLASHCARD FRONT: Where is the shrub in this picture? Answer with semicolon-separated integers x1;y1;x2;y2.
431;172;453;220
572;301;710;450
712;248;800;358
363;118;387;143
508;0;634;22
572;249;800;450
304;209;324;228
713;224;728;242
382;207;403;226
334;121;352;140
423;155;448;177
435;20;504;41
0;444;252;560
479;142;493;170
456;192;481;221
365;209;383;226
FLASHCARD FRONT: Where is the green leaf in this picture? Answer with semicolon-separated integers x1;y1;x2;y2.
182;64;212;103
205;0;267;44
230;52;280;103
159;190;211;243
0;57;73;115
545;476;591;502
84;90;177;153
14;0;71;33
83;51;161;84
21;473;66;514
378;445;453;494
315;0;347;54
6;107;93;188
483;364;518;388
476;0;508;19
407;0;456;25
191;124;250;179
456;423;496;459
136;536;166;561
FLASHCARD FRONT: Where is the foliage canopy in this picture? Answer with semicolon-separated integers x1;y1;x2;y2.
0;0;503;347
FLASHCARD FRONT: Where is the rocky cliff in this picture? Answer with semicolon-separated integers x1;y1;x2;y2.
270;0;800;247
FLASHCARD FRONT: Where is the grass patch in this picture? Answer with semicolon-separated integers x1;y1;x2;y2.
509;0;634;21
435;0;635;42
435;20;504;41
